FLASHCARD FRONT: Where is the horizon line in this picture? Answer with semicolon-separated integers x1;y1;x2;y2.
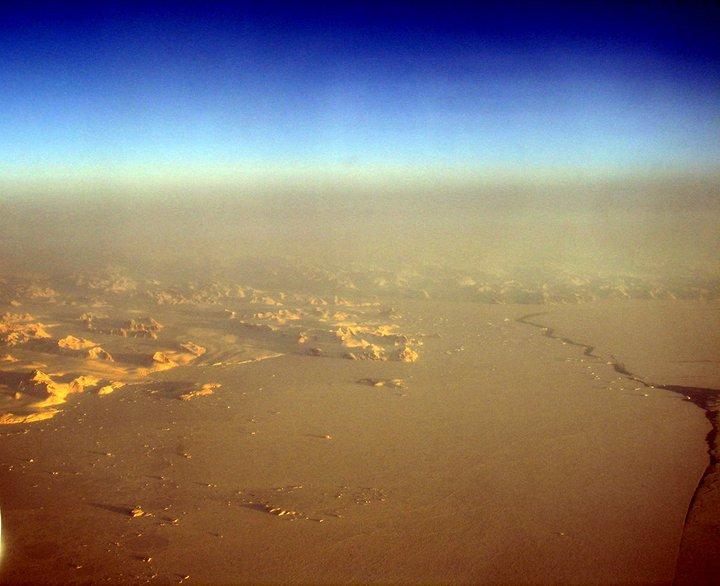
2;162;719;195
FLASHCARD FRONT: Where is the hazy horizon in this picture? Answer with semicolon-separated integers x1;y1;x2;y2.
2;171;718;289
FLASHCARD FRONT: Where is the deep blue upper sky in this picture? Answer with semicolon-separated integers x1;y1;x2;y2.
1;1;719;176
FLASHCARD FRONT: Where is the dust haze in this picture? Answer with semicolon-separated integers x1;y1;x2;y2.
2;173;719;290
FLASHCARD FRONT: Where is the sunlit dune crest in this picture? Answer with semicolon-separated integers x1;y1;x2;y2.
58;335;98;350
0;267;428;425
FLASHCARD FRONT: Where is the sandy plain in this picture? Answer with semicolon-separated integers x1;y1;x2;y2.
0;275;717;584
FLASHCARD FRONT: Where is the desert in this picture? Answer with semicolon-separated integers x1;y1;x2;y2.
0;216;717;583
2;2;719;583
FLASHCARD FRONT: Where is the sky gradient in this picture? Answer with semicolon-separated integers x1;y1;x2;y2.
1;1;719;182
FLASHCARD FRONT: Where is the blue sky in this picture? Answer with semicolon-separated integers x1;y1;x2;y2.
1;1;719;179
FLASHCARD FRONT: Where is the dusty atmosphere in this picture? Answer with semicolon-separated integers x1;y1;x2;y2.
2;1;720;582
0;179;719;583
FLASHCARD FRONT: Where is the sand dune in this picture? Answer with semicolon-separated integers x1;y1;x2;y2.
0;272;423;425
